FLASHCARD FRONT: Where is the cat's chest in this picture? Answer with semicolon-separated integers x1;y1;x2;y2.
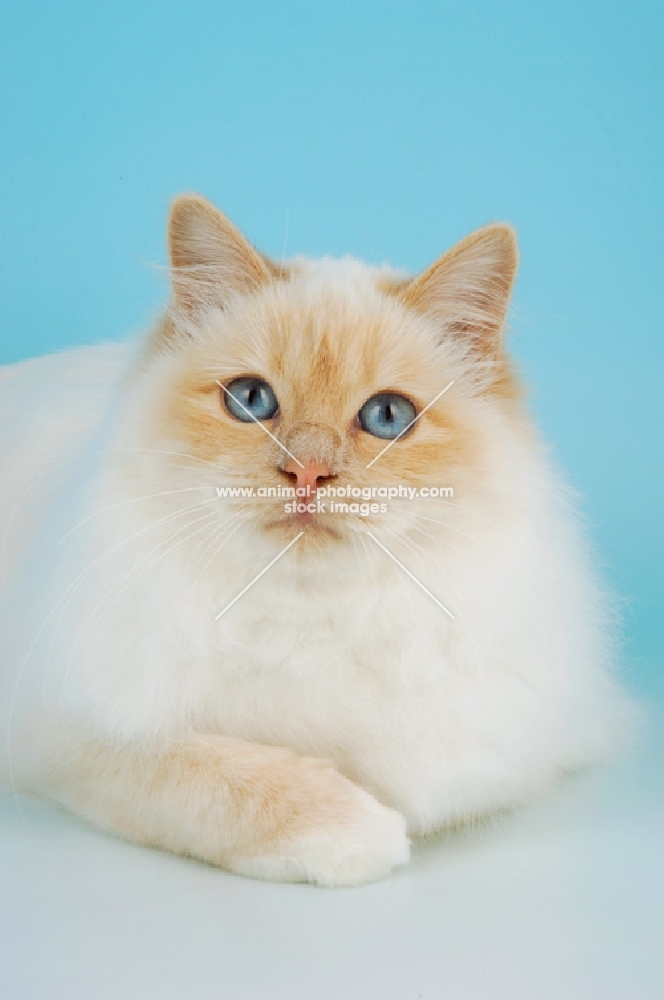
201;577;455;744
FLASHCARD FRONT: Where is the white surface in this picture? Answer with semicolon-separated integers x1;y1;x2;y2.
1;723;662;1000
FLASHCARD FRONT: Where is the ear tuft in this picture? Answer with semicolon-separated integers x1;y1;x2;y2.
399;224;518;355
168;194;271;313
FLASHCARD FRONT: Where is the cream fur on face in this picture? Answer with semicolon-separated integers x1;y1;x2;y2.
0;194;635;886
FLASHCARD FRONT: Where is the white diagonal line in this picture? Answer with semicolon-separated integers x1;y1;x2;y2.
365;531;455;619
214;532;304;620
217;380;304;468
365;380;455;469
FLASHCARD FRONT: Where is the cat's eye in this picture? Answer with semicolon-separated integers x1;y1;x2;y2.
223;377;279;422
358;393;417;440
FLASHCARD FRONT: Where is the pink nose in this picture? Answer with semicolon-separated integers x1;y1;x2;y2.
283;457;331;493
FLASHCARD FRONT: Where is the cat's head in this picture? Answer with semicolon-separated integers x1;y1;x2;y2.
135;194;521;553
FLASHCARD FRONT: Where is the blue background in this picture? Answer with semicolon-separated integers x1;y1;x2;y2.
1;0;662;694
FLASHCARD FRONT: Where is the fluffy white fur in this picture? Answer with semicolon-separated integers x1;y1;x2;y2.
0;196;634;885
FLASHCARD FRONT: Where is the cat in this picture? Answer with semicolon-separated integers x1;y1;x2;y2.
0;194;634;886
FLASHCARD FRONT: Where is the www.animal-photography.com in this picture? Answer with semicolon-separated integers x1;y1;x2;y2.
1;2;662;998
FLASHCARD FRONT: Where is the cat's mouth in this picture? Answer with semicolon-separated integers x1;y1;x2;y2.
262;508;344;542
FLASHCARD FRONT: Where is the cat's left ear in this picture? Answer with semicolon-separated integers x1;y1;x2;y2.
398;224;518;356
168;194;272;313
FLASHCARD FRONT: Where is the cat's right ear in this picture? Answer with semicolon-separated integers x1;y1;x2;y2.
167;194;272;314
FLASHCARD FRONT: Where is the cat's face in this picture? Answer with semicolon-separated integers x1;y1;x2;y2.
140;195;520;552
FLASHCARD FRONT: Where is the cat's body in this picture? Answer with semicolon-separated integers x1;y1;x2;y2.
0;197;633;884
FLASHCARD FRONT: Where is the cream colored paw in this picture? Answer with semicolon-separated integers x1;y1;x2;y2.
228;761;410;887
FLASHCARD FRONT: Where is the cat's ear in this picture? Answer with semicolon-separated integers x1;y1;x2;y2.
168;194;272;312
398;225;518;355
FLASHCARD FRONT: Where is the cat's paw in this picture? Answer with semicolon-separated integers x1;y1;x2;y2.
228;758;410;887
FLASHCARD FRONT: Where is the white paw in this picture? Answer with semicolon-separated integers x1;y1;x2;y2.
229;764;410;887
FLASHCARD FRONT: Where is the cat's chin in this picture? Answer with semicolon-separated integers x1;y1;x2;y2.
261;514;345;545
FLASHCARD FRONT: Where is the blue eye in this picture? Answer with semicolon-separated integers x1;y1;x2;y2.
358;393;417;440
224;377;279;422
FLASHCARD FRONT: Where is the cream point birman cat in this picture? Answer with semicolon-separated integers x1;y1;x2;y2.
0;194;634;886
